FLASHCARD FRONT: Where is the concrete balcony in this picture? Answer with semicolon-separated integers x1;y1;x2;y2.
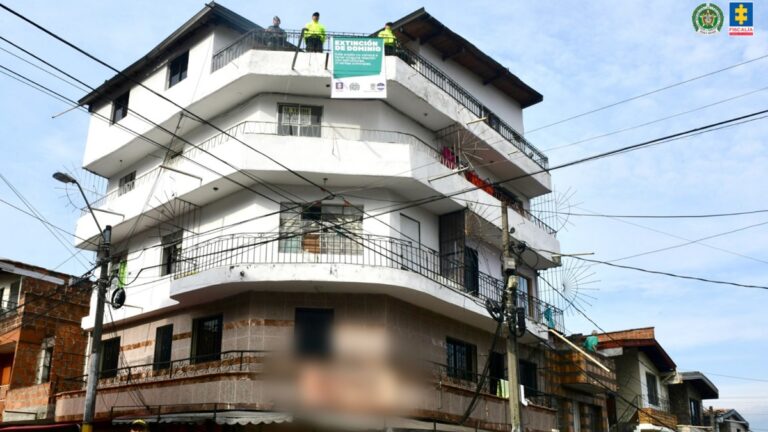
84;30;550;199
54;350;511;430
169;232;563;334
74;122;559;266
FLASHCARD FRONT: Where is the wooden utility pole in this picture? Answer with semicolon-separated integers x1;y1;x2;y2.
501;204;522;432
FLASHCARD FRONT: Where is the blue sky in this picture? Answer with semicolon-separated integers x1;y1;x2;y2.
0;0;766;427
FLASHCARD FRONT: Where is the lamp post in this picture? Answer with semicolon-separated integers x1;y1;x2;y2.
53;172;110;432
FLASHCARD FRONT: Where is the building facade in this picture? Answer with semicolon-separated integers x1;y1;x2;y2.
54;5;573;431
0;259;90;424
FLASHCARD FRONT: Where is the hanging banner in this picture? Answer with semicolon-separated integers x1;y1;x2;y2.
331;37;387;99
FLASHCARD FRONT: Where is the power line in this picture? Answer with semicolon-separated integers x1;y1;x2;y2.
541;84;768;152
607;219;768;265
701;372;768;383
537;209;768;219
573;206;768;267
527;52;768;133
566;255;768;290
0;173;91;269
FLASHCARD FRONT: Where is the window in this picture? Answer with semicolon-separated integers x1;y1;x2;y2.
34;337;54;384
488;351;505;396
168;51;189;88
111;91;130;123
400;214;420;244
100;337;120;379
153;324;173;370
690;399;702;426
645;372;659;406
160;230;183;276
278;104;322;137
118;171;136;196
278;203;363;254
519;359;538;392
0;279;20;312
463;247;479;296
294;308;334;357
446;338;476;381
191;315;222;363
518;275;537;319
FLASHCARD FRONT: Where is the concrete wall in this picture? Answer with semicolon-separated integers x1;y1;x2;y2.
61;292;514;428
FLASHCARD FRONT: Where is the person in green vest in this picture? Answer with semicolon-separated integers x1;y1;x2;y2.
378;22;397;55
304;12;326;53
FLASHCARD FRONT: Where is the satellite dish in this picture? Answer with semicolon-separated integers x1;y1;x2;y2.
111;287;126;309
538;256;599;314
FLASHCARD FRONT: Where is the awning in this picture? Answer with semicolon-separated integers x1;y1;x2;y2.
0;423;79;431
113;411;292;425
113;411;496;431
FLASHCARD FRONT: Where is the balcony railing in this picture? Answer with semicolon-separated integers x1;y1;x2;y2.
60;350;268;391
209;28;548;169
81;166;162;216
173;232;563;331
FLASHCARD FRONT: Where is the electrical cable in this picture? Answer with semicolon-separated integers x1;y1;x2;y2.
535;208;768;219
527;52;768;133
541;84;768;152
546;254;768;290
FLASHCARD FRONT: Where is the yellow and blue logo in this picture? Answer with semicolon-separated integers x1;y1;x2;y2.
729;2;754;36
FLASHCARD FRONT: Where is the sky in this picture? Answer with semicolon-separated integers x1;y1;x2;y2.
0;0;766;428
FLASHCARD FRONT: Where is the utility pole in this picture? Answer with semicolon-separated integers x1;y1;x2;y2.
82;225;111;432
501;204;522;432
52;172;113;432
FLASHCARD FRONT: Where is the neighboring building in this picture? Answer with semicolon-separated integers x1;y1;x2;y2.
715;409;750;432
545;333;619;432
596;328;679;432
669;371;719;432
56;4;566;431
0;259;90;424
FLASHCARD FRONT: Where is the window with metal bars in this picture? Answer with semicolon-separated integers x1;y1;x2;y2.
278;203;363;254
446;337;476;381
278;104;322;137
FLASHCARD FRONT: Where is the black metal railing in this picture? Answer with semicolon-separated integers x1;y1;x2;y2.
431;361;506;397
209;28;548;169
61;350;267;390
212;29;369;71
635;394;673;413
174;232;563;330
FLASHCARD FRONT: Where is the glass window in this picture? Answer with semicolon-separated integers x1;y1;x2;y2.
519;359;538;392
111;91;130;123
191;315;222;364
646;372;659;406
278;104;322;137
100;337;120;379
153;324;173;370
35;337;54;384
446;337;476;381
294;308;333;357
118;171;136;196
168;51;189;88
161;230;183;276
278;203;363;254
690;399;702;425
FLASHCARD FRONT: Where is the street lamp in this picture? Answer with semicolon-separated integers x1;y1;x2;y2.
53;171;110;432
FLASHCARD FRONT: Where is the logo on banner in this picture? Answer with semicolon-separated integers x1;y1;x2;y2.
692;3;725;34
729;2;754;35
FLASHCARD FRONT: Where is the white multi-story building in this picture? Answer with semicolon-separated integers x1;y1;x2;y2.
57;5;566;431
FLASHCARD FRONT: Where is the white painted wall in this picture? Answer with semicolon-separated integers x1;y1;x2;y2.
412;44;525;133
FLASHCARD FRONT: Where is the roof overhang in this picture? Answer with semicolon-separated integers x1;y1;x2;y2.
681;371;719;399
597;328;676;372
79;2;260;108
379;8;543;108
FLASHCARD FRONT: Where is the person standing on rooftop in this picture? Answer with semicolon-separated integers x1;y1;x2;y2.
304;12;326;53
266;15;286;48
378;22;397;55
